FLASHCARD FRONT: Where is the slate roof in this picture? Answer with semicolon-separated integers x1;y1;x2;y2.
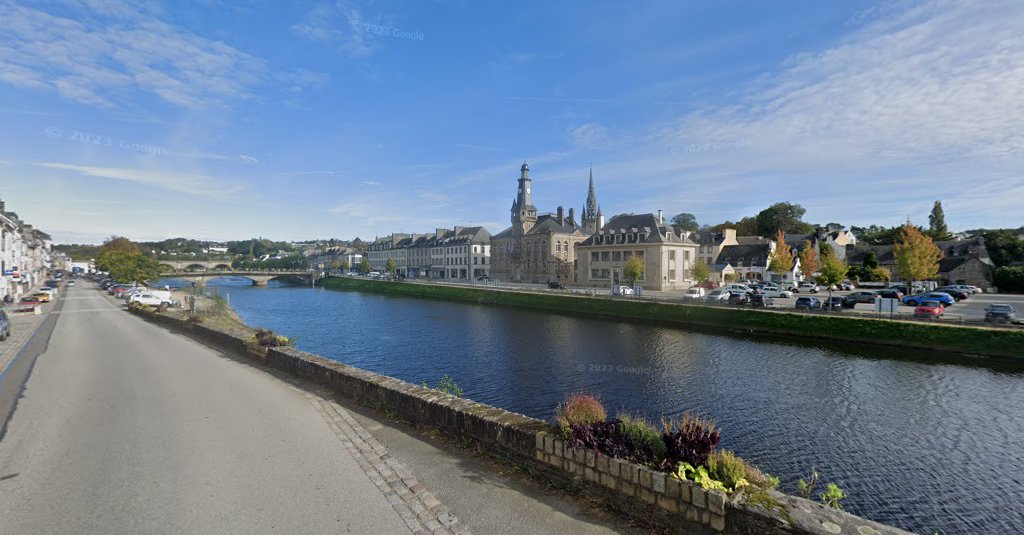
493;214;587;240
578;213;695;246
715;243;772;267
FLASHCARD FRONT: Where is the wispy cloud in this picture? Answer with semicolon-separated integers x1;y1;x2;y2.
0;1;267;108
291;1;375;58
34;162;243;197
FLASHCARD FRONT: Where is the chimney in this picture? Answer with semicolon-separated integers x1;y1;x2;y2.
568;207;575;226
598;213;605;229
658;209;663;224
557;206;564;225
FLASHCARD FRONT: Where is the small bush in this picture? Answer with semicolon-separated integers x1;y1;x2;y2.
555;393;606;436
743;462;781;490
820;482;846;510
430;374;464;397
565;420;627;457
707;450;748;492
618;412;666;461
254;328;289;347
660;413;721;471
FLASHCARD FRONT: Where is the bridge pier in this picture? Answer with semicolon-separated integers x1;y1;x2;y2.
252;279;268;286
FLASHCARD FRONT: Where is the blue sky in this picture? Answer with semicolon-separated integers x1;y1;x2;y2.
0;0;1021;244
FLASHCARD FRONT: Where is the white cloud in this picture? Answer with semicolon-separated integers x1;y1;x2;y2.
35;162;242;197
291;2;375;58
0;1;267;108
567;123;610;148
360;180;379;186
238;154;259;165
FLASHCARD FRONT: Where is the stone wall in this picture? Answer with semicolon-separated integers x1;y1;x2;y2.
131;308;914;535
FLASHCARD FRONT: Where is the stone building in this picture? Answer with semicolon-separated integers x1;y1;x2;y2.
490;163;592;284
1;200;52;300
846;236;994;289
405;227;491;280
576;212;698;291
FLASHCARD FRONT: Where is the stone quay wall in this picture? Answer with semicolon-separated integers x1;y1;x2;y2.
130;308;914;535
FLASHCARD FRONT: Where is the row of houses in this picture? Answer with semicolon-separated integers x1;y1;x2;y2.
357;163;997;291
0;200;53;300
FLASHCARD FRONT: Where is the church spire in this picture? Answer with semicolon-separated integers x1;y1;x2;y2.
582;166;600;233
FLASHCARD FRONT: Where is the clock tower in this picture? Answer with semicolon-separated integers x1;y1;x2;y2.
510;161;537;235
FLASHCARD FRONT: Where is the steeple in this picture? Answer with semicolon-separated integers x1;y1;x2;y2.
582;166;601;233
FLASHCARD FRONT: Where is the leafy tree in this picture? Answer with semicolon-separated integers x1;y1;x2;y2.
99;249;162;283
690;259;710;283
359;256;371;273
622;255;645;285
331;259;341;271
798;240;819;279
894;225;942;282
863;250;879;269
819;241;835;259
816;249;848;305
928;201;952;241
723;273;737;283
982;229;1024;267
671;213;699;234
993;267;1024;293
385;257;397;275
99;236;140;256
755;202;813;237
341;259;350;272
767;231;795;279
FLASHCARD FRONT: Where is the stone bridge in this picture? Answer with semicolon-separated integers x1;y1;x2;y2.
164;271;314;286
158;259;235;272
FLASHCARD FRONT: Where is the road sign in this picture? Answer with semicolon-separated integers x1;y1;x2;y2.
875;298;898;314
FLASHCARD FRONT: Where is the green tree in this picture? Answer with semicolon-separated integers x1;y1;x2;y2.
690;259;710;284
798;240;819;279
671;213;699;234
341;259;350;272
893;225;942;283
359;256;371;273
928;201;952;241
622;255;645;285
863;250;879;269
755;202;813;237
385;257;397;275
816;249;848;306
331;259;341;271
982;229;1024;267
993;266;1024;293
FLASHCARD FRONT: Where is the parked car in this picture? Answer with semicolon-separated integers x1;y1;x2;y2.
476;275;490;281
795;296;822;310
840;280;856;291
750;293;773;308
935;287;969;301
761;287;794;298
874;289;904;301
722;283;753;294
846;291;878;304
0;310;10;341
914;301;945;319
31;291;52;303
728;292;749;305
705;290;729;303
681;287;706;300
840;294;859;308
939;284;977;295
547;281;565;289
129;293;170;307
795;282;819;293
19;296;42;307
67;280;76;287
984;304;1017;323
902;292;955;307
822;296;845;311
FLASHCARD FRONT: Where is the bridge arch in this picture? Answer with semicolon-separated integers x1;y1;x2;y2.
158;264;177;273
212;263;232;271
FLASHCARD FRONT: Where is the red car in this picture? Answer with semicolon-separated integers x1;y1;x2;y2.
914;301;945;319
18;296;42;306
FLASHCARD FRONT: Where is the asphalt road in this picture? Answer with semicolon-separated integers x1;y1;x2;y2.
0;284;412;534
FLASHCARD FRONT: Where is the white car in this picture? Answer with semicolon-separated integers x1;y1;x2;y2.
705;289;730;303
795;282;819;293
761;287;794;298
722;283;753;294
129;293;172;307
681;287;706;300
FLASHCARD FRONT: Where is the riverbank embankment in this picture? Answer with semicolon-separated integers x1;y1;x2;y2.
321;276;1024;360
128;296;914;535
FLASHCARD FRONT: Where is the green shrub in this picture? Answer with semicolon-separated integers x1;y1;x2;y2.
707;450;748;492
994;266;1024;293
426;374;464;397
555;393;606;436
254;328;289;347
617;412;666;459
820;482;847;510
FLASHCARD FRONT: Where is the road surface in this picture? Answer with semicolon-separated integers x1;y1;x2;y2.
0;283;422;534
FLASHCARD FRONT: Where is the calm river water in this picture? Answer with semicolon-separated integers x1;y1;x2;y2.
168;277;1024;535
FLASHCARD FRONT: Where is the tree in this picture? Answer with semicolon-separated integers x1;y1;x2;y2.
798;240;819;279
816;251;848;307
928;201;952;241
385;257;397;275
341;259;350;272
622;255;645;285
99;236;140;256
359;256;371;273
982;229;1024;267
690;259;710;284
755;202;813;237
894;225;942;283
723;273;737;283
671;213;699;234
331;259;341;271
863;251;879;269
767;230;795;280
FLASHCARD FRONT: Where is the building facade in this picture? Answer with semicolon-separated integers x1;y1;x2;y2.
490;163;591;284
0;200;52;300
576;212;698;291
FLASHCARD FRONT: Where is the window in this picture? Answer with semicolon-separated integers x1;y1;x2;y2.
556;241;561;252
591;251;599;261
669;250;676;261
612;251;622;261
669;269;676;280
635;250;644;259
684;250;691;262
601;251;610;261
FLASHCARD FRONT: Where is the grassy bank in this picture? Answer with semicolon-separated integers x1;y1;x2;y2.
322;276;1024;360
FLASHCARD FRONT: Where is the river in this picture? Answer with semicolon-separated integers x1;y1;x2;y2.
164;277;1024;535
